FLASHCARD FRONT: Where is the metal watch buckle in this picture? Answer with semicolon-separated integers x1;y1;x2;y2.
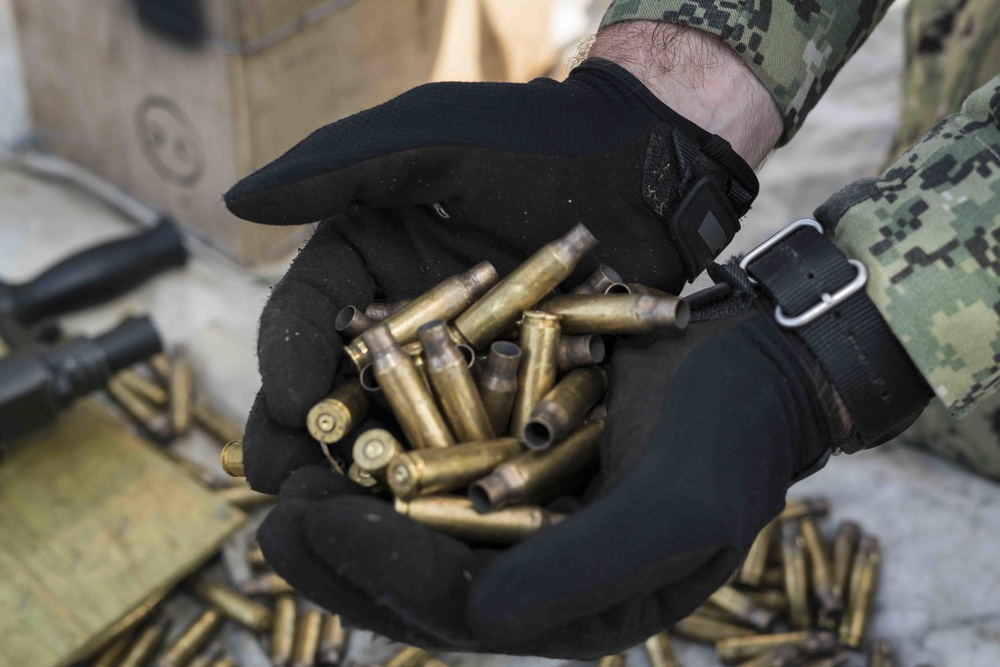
739;218;869;329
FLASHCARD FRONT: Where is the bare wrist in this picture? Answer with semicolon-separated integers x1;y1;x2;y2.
589;21;782;168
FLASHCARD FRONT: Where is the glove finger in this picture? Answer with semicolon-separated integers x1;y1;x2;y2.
277;464;368;502
243;390;326;494
259;222;376;425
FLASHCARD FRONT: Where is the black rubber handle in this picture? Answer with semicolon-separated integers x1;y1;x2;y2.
3;217;187;324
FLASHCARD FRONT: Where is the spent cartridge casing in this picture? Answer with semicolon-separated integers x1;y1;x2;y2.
118;368;168;406
220;439;245;477
348;463;384;492
478;341;521;435
780;496;829;520
92;632;132;667
453;224;597;349
385;646;430;667
509;311;561;437
539;294;689;334
395;496;565;544
621;282;673;298
868;639;895;667
365;299;413;321
739;519;778;587
336;306;376;338
691;603;743;625
346;262;499;370
247;543;266;567
644;631;680;667
169;345;194;436
307;382;371;444
403;341;432;392
188;642;223;667
419;320;495;442
800;516;843;628
672;615;756;643
781;519;811;630
831;521;861;603
271;595;296;667
571;265;622;295
210;658;237;667
737;646;802;667
353;429;405;478
840;536;880;649
118;617;171;667
318;613;346;667
707;586;777;631
603;282;629;294
157;609;222;667
150;352;172;380
745;589;789;614
555;334;605;372
716;631;838;664
522;366;606;450
363;324;454;449
387;437;524;500
192;575;273;632
424;659;449;667
596;655;624;667
292;609;323;667
470;420;603;511
107;376;172;443
242;572;295;596
759;567;785;589
193;401;244;445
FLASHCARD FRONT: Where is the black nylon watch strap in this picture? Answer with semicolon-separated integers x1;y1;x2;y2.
745;226;931;451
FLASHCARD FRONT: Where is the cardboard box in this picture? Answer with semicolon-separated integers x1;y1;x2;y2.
12;0;555;264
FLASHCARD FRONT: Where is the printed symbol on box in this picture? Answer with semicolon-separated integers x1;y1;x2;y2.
136;96;205;186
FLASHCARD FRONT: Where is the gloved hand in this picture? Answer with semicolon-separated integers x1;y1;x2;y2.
255;283;851;657
225;58;759;494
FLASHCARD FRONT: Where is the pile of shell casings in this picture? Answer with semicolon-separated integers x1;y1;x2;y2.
229;223;687;545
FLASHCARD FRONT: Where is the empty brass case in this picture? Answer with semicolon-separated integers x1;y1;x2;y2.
716;631;837;664
307;382;371;444
242;572;295;596
478;341;522;435
107;375;172;443
622;283;673;298
571;265;622;295
215;482;275;510
523;366;606;450
157;609;222;667
119;617;171;667
603;282;630;294
388;437;524;500
737;646;802;667
188;642;223;667
470;420;603;511
92;632;132;667
169;345;194;436
801;516;843;628
385;646;430;667
365;299;413;321
419;320;495;442
868;639;895;667
346;262;499;370
691;603;743;625
644;631;680;667
193;401;244;446
759;567;785;589
118;368;168;406
780;496;829;520
336;306;376;338
247;543;266;567
781;520;811;630
210;658;237;667
840;536;880;649
672;615;756;643
555;334;605;372
831;521;861;603
292;609;323;667
745;589;789;614
708;586;777;631
363;324;454;449
424;659;449;667
220;439;245;477
596;655;624;667
739;519;778;587
353;429;405;478
539;294;689;334
348;463;383;492
453;224;597;349
318;613;346;667
509;311;561;437
271;593;295;667
395;496;565;544
192;575;273;632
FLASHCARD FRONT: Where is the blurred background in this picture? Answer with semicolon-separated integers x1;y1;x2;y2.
1;1;998;666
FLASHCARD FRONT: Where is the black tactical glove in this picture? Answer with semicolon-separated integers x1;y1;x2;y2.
225;58;758;493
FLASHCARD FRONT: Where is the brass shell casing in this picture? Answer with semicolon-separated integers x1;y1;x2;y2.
621;282;673;297
509;311;561;437
118;617;171;667
780;496;829;520
318;613;347;667
831;521;861;603
247;543;266;567
365;299;413;321
353;429;405;478
539;294;689;334
242;572;295;596
555;334;605;372
840;536;880;649
168;345;194;436
759;567;785;589
188;643;223;667
596;655;624;667
800;516;844;628
453;224;597;350
746;589;789;614
117;368;168;406
419;321;495;443
220;440;245;477
307;382;371;444
92;633;132;667
477;341;522;435
387;437;524;500
707;585;777;631
671;615;756;644
715;631;837;664
394;496;564;544
345;262;499;371
470;420;603;512
644;631;679;667
210;658;237;667
193;401;244;445
192;575;273;632
522;366;606;450
363;325;454;450
348;463;383;492
781;519;812;630
157;609;222;667
335;306;376;338
737;646;802;667
571;265;622;295
738;519;778;587
107;375;172;443
385;646;430;667
292;609;323;667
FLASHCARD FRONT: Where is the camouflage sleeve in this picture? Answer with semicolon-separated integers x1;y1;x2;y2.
819;75;1000;418
600;1;893;144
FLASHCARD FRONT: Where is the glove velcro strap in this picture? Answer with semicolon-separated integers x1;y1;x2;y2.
744;224;931;452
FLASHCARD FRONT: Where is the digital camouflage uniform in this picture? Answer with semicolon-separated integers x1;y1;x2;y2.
602;1;1000;478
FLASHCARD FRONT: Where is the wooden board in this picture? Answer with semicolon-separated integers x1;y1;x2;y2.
0;399;245;667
